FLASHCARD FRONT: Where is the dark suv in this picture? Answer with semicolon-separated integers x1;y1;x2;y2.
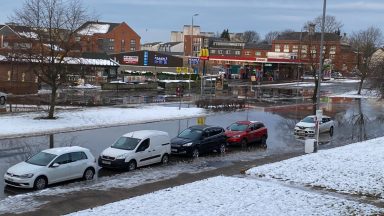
170;125;227;158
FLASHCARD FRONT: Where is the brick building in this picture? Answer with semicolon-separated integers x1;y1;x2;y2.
272;31;356;76
76;21;141;54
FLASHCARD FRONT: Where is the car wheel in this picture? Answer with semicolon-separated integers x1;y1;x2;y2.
34;176;47;190
241;139;248;148
192;148;199;158
329;126;334;136
127;160;137;171
218;143;226;154
83;167;95;180
161;154;169;164
261;136;267;148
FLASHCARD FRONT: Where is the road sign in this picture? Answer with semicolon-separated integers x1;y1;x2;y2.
197;117;206;125
316;109;323;121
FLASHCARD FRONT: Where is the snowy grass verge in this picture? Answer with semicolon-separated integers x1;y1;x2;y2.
67;176;383;216
246;137;384;199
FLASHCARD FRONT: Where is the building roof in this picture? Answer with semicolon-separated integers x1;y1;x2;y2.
76;21;121;35
244;43;272;50
275;32;342;42
142;42;162;46
159;42;182;47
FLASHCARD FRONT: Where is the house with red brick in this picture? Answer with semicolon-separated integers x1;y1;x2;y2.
76;21;141;54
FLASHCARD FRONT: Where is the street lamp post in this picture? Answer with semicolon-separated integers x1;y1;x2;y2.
315;0;327;151
189;13;199;98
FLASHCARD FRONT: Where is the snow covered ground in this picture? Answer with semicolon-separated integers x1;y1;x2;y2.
329;89;380;98
247;137;384;199
66;137;384;216
67;176;383;216
0;106;206;139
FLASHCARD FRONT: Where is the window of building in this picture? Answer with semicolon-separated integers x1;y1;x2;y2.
211;49;216;54
301;45;307;53
75;37;81;42
330;54;336;60
301;53;307;58
226;50;231;55
274;44;280;52
245;51;250;56
330;46;336;54
311;46;317;54
121;40;125;52
130;39;136;46
218;50;223;54
284;44;290;52
130;47;136;51
109;38;114;42
235;50;240;55
292;45;299;53
109;46;114;50
255;51;261;56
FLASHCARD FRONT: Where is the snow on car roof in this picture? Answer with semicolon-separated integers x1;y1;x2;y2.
122;130;169;139
42;146;88;155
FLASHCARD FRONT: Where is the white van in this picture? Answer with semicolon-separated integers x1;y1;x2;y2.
98;130;171;170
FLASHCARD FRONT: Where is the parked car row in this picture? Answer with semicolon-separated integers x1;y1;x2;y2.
4;121;268;190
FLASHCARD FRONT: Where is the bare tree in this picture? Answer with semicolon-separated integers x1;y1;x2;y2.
369;57;384;98
11;0;91;119
349;27;382;95
304;15;343;33
242;30;260;43
264;31;280;44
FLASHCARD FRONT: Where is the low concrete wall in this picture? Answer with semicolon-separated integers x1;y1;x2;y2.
101;82;158;91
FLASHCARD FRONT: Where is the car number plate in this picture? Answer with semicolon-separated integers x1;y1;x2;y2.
171;148;177;152
102;160;111;165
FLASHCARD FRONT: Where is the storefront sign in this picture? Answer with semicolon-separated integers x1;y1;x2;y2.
143;51;149;66
154;55;168;65
255;58;267;62
123;56;139;64
267;52;297;59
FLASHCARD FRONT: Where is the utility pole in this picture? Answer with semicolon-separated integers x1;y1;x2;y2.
315;0;327;151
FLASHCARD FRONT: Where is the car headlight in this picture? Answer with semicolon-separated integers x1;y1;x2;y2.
182;142;193;147
233;135;241;138
19;173;34;179
116;154;126;159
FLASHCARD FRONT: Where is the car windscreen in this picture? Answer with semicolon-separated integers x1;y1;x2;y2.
178;128;203;140
111;137;141;150
228;123;248;131
26;152;57;166
301;116;315;123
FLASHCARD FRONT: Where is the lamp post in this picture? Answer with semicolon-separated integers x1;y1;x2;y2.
189;13;199;97
315;0;326;151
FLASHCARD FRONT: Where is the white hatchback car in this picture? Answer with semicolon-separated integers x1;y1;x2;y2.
294;115;334;137
4;146;97;190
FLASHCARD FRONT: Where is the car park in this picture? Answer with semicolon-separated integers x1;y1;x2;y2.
294;115;334;137
99;130;171;170
170;125;227;158
4;146;96;190
225;121;268;147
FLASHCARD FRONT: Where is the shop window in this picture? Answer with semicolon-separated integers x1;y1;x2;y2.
292;45;298;53
235;51;240;55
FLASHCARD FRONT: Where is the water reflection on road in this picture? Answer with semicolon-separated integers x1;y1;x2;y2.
1;97;384;200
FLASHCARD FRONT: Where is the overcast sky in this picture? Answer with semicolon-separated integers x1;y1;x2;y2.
1;0;384;43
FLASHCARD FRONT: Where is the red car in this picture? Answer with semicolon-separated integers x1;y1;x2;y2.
225;121;268;147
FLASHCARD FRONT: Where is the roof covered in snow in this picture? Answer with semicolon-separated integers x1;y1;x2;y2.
76;21;120;36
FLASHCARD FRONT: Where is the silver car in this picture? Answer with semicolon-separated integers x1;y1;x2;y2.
294;115;334;137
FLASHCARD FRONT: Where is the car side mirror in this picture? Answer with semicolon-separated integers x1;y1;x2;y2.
51;163;60;168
